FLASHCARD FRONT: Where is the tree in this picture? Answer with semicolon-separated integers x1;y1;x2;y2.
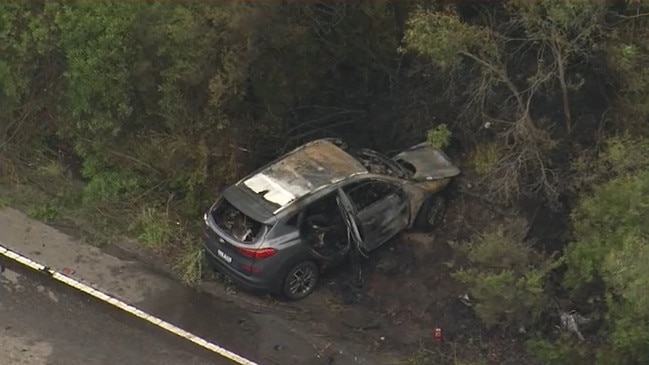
0;3;62;177
403;3;608;206
603;1;649;135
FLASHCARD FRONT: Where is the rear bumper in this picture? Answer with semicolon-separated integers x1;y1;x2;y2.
202;235;279;294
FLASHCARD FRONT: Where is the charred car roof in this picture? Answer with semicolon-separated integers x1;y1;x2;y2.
232;139;368;217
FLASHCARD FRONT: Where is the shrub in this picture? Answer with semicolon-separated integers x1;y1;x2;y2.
452;219;554;330
82;172;145;206
563;151;649;364
570;134;649;193
174;240;205;286
427;123;452;150
27;202;61;222
526;336;592;365
470;142;502;176
131;207;175;248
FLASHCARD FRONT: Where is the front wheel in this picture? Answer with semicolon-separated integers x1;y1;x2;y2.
414;195;447;232
282;261;320;301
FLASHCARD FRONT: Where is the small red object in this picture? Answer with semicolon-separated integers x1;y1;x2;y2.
62;267;75;275
434;327;443;342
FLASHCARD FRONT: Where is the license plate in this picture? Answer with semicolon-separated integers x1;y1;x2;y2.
217;249;232;263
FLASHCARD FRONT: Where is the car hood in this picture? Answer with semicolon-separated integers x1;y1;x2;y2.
392;142;461;181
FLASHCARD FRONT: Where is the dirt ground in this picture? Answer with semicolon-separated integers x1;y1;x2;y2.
279;177;545;364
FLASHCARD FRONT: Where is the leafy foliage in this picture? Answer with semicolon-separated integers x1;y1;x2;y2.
563;137;649;364
404;6;497;70
427;124;452;149
131;207;175;247
570;134;649;193
0;3;61;166
174;241;205;286
526;335;592;365
453;219;554;330
604;2;649;133
470;142;502;176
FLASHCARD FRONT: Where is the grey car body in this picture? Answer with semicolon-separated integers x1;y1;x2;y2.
202;138;460;300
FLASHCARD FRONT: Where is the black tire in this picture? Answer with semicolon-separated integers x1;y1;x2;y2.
414;195;447;232
282;261;320;301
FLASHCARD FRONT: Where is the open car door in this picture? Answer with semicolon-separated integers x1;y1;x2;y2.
335;188;367;257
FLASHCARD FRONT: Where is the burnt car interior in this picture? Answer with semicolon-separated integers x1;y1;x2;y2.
213;199;264;244
354;149;407;178
345;180;399;211
299;192;351;260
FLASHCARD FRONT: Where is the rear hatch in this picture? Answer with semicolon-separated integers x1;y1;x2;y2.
204;189;278;274
210;198;267;244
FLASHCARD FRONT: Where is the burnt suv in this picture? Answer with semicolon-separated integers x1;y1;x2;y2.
202;138;460;300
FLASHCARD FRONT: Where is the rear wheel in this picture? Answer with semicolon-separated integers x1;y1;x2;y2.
414;195;447;232
282;261;319;301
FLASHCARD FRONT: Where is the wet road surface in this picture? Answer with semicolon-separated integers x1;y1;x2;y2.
0;259;234;365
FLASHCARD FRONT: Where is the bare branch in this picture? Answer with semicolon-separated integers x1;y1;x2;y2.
459;51;525;111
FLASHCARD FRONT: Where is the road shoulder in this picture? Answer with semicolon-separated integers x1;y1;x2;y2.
0;207;394;365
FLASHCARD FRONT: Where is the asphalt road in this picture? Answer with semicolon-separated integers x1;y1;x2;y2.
0;259;234;365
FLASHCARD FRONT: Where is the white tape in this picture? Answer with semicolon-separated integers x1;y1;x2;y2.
0;244;259;365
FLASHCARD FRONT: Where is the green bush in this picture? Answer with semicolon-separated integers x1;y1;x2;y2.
452;219;554;330
605;9;649;133
82;172;145;205
0;194;8;208
563;144;649;364
570;134;649;193
470;142;502;176
427;124;452;150
404;6;498;70
174;240;205;286
526;336;592;365
131;207;175;248
564;170;649;290
27;202;61;222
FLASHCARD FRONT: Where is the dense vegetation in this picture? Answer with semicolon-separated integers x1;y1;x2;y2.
2;2;649;363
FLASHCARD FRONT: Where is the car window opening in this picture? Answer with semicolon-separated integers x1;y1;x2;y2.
212;199;264;243
346;181;397;211
301;193;351;260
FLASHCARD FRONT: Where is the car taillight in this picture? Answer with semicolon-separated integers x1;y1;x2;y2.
237;247;278;260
